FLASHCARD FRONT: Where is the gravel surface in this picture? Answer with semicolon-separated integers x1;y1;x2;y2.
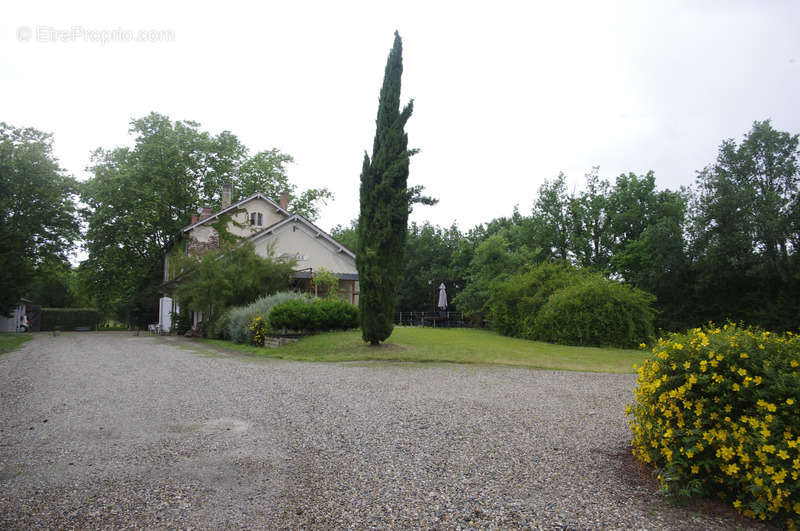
0;332;767;530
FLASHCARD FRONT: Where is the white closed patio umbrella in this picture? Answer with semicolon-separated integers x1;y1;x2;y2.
437;282;448;310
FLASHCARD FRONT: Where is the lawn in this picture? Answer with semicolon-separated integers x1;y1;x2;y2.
201;327;649;374
0;333;32;355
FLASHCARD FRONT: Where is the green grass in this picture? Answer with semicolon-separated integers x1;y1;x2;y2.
0;333;32;355
200;327;649;373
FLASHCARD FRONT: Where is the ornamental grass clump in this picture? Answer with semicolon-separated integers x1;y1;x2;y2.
627;324;800;527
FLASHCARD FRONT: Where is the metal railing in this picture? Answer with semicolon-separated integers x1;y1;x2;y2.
395;311;466;328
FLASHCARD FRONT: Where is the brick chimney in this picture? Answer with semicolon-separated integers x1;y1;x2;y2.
279;192;289;211
200;206;212;220
222;183;232;209
191;213;198;225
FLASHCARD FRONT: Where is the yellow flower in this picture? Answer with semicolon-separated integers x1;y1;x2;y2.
772;469;787;484
718;446;735;461
788;398;795;406
725;463;740;476
691;465;699;474
792;361;799;368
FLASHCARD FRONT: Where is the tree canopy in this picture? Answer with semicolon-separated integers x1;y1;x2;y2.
81;112;330;325
0;123;80;315
691;120;800;329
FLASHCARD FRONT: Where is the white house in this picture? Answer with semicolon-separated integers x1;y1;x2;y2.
158;186;358;332
0;299;30;333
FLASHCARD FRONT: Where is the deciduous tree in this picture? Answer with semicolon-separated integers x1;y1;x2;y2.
0;123;79;314
691;120;800;329
236;149;333;220
82;113;330;325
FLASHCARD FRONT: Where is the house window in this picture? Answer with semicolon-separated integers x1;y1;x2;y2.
250;212;263;226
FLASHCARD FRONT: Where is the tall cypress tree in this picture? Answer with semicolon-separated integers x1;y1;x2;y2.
357;31;415;345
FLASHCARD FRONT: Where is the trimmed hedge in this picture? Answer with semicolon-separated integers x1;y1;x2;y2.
532;276;655;348
627;324;800;526
40;308;101;331
269;299;358;333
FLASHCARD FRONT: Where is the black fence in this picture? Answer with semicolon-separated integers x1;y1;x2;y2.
395;311;467;328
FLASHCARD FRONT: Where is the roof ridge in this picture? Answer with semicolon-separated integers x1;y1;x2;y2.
248;213;356;259
181;192;290;232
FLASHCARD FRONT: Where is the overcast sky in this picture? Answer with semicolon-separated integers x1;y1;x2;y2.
3;0;800;238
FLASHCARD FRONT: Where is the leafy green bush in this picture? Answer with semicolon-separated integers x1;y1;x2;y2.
532;276;655;348
488;263;581;338
269;299;314;331
486;264;655;348
627;324;800;526
269;299;358;333
312;267;340;299
209;309;231;339
226;292;311;344
171;306;193;335
40;308;101;331
315;299;359;330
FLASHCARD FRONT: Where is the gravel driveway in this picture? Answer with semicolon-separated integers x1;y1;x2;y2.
0;332;763;530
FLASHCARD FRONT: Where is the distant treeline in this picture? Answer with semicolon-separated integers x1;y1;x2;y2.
334;120;800;333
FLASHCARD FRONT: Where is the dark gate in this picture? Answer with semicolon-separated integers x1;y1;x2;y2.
28;305;41;332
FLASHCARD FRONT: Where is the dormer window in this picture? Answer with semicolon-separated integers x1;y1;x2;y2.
250;212;263;226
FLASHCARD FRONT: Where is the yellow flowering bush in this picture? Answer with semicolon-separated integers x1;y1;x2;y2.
248;315;268;346
627;324;800;527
